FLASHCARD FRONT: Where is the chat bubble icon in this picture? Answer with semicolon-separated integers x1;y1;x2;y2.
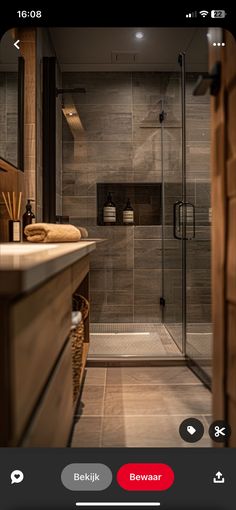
11;470;24;485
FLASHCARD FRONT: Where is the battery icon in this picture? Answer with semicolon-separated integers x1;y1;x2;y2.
211;10;227;18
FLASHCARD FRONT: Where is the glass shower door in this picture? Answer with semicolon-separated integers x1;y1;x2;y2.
185;29;212;384
162;63;184;353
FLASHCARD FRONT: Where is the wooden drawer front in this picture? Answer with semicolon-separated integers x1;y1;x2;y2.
10;268;72;443
71;255;89;293
22;340;73;447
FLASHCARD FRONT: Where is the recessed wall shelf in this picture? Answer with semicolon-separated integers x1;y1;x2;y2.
97;183;162;226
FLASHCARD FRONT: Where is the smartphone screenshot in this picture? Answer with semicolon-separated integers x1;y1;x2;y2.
0;6;235;509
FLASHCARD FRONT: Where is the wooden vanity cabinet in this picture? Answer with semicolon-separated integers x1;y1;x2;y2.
0;255;90;447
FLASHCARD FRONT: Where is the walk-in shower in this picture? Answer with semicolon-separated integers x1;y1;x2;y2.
59;27;212;386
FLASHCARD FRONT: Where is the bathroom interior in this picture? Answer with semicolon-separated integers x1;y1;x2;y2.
0;25;219;448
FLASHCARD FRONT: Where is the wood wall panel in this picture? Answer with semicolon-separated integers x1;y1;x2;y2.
212;30;236;446
227;197;236;303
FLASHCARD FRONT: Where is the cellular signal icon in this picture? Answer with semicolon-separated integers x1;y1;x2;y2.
199;10;209;17
186;11;197;18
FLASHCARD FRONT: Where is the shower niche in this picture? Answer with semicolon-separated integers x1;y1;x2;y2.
97;183;162;226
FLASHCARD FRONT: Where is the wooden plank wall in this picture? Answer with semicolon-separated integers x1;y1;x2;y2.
212;30;236;446
210;35;227;429
225;31;236;446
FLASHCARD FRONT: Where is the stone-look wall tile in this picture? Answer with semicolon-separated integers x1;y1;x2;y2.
106;270;133;293
164;240;182;269
63;104;132;142
134;305;161;323
90;291;107;306
90;270;107;291
132;72;162;105
187;240;211;269
89;226;134;270
186;305;211;323
134;226;162;239
186;142;210;180
186;104;210;142
134;269;162;295
63;196;97;225
106;292;133;306
134;239;162;269
91;305;133;323
63;141;133;165
63;72;132;105
164;304;182;323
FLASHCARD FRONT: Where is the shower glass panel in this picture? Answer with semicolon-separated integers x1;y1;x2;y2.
185;29;212;383
162;69;184;353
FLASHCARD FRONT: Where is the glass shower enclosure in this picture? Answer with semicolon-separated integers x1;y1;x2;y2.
163;30;212;386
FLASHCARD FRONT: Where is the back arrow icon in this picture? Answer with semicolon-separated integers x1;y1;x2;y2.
14;40;20;50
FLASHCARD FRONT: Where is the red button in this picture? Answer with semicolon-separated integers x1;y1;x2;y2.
117;463;174;492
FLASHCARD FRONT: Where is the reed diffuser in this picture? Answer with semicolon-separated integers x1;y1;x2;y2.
2;191;22;242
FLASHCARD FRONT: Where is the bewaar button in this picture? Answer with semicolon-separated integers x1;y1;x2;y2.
61;463;112;491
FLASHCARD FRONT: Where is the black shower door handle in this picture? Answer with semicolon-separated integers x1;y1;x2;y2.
173;201;195;240
173;201;183;240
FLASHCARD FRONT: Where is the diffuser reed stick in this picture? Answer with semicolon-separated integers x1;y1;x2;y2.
2;191;12;219
1;191;22;220
17;192;22;221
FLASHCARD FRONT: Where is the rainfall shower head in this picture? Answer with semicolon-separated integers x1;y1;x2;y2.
56;87;86;97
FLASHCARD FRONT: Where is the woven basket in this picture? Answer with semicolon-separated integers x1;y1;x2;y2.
71;294;89;403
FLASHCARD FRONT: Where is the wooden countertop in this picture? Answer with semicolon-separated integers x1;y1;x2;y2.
0;241;97;295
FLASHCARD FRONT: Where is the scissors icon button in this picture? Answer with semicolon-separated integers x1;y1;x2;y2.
214;426;226;437
209;421;231;442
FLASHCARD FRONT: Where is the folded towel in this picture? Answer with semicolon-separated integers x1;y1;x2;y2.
24;223;81;243
78;227;88;238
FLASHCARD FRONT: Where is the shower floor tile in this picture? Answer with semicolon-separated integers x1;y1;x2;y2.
89;323;181;357
72;366;212;448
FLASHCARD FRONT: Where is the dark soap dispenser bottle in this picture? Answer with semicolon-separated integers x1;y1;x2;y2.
103;192;116;225
23;199;35;240
123;198;134;225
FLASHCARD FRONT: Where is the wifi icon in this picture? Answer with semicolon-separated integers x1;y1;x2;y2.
199;10;209;17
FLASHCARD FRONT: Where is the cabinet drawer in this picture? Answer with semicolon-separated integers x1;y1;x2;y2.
10;268;72;443
22;339;73;446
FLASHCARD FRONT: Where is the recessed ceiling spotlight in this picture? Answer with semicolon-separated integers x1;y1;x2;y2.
67;112;76;116
135;31;144;40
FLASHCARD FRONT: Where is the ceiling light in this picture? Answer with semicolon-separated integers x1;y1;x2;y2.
135;31;144;40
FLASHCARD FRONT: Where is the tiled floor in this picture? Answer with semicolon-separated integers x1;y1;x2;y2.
71;366;212;447
89;323;181;357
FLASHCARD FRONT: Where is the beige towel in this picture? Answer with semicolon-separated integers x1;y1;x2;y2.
24;223;82;243
78;226;88;238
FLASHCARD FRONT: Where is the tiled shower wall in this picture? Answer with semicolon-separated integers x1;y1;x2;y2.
62;72;210;323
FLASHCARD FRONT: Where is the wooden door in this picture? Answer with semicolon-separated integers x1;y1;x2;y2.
211;30;236;446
